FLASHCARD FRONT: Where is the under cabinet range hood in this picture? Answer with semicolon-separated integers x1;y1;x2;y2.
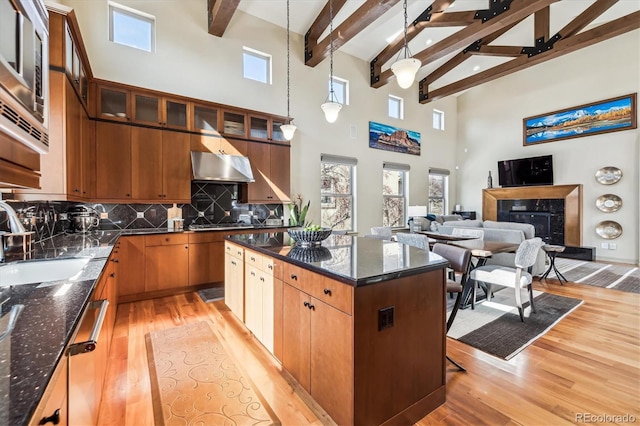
191;151;255;183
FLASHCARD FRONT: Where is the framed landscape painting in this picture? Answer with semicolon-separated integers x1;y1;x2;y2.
369;121;421;155
523;93;637;146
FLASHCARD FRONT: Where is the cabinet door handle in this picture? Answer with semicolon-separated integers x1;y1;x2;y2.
39;408;60;425
268;264;273;270
251;271;255;276
308;304;315;310
260;277;265;282
324;288;331;295
109;273;115;278
290;274;297;280
303;301;309;308
231;260;236;266
250;256;255;261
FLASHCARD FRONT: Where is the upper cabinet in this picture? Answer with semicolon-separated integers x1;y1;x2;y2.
131;91;190;130
249;114;289;143
96;83;130;122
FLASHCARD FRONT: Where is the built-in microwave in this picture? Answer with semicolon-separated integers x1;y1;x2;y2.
0;0;49;154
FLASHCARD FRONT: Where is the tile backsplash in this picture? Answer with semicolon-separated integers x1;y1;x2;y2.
1;183;284;243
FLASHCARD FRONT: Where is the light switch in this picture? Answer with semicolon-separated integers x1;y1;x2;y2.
600;242;608;249
609;243;617;250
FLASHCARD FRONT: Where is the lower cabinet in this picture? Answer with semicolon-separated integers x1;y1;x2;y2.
115;236;145;298
244;262;274;353
144;234;189;292
282;282;353;426
188;232;225;286
29;356;68;426
224;242;244;321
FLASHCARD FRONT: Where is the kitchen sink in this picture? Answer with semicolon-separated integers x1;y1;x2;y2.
0;257;91;287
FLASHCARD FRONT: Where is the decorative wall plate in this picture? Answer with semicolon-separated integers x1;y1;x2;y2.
595;220;622;239
595;166;622;185
596;194;622;212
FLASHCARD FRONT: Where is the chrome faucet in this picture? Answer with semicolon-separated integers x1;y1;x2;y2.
0;201;27;263
0;202;26;234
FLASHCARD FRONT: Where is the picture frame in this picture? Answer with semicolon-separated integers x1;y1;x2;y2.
523;93;637;146
369;121;421;155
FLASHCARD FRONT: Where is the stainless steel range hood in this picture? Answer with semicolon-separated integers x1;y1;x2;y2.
191;151;255;183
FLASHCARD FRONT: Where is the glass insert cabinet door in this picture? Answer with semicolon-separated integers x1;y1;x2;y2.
165;100;187;128
133;94;160;124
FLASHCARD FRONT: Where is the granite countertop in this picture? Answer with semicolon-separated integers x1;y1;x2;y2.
227;232;449;286
0;225;288;425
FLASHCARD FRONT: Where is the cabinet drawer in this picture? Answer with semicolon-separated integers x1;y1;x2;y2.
225;241;244;260
188;231;224;244
145;233;188;246
245;249;264;270
283;263;352;315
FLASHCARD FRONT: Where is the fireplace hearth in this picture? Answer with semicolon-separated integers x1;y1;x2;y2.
482;185;582;247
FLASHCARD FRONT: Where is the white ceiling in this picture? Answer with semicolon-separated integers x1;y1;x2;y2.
236;0;639;89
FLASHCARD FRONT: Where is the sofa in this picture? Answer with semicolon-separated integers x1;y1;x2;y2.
437;220;547;276
409;214;463;232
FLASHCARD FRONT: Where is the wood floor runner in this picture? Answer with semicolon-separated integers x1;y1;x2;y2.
146;321;280;425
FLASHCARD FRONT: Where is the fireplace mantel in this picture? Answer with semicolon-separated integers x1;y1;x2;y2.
482;184;582;246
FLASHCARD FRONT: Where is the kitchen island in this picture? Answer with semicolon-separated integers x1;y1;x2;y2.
226;232;449;425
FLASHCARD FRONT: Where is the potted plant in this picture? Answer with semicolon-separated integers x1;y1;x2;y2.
288;194;311;227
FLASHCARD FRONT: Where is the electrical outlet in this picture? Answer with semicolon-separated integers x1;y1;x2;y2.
600;242;608;249
609;243;617;250
136;212;144;219
100;212;108;219
378;306;394;331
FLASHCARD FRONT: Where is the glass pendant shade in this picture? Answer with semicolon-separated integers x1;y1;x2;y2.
321;101;342;123
391;57;421;89
280;123;297;140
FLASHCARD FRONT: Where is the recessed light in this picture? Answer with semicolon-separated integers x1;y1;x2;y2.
473;65;481;72
425;39;433;45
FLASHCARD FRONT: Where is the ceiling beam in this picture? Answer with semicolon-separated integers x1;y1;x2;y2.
372;0;558;88
421;21;521;87
557;0;619;37
471;45;524;57
207;0;241;37
369;1;460;84
420;11;640;103
305;0;400;67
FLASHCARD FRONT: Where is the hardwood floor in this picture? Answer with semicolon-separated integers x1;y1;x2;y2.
98;278;640;425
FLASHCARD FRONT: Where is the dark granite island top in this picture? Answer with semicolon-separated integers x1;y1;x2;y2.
226;232;449;286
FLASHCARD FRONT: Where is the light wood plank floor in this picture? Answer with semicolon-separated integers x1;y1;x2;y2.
98;278;640;425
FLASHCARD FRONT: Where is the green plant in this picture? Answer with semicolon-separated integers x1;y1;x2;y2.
289;194;311;227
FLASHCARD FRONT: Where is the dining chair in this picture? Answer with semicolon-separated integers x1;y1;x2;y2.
469;237;544;322
395;232;430;250
432;243;472;372
370;226;393;240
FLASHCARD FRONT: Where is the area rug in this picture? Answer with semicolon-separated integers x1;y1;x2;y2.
547;258;639;294
196;286;225;303
146;321;280;425
447;290;583;360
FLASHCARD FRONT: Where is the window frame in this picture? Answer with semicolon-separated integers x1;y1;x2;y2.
320;154;357;232
242;46;272;84
329;76;349;105
433;109;445;131
428;168;450;215
388;95;404;119
382;162;409;228
108;1;155;52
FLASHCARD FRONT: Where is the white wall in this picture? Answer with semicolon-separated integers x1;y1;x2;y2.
62;0;459;234
457;30;640;264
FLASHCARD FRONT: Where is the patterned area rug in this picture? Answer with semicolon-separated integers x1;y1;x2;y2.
547;258;639;294
146;321;280;425
447;290;583;360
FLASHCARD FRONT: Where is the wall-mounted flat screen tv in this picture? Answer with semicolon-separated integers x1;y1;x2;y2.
497;155;553;187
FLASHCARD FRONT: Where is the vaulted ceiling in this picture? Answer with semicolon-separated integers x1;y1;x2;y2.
209;0;640;103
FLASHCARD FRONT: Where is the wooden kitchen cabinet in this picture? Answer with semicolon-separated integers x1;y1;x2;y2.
282;266;354;426
224;242;245;321
144;234;189;293
132;91;190;130
189;232;225;286
115;236;145;299
95;121;132;200
95;83;131;122
190;134;247;156
243;249;275;353
246;142;291;203
221;109;247;138
249;114;289;143
29;356;68;426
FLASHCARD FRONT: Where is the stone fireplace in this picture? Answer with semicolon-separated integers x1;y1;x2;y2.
482;184;582;247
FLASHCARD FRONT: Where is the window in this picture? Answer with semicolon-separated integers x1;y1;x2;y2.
109;2;155;52
243;47;272;84
329;76;349;105
388;95;404;119
321;154;356;231
428;168;449;215
382;162;409;227
433;109;445;130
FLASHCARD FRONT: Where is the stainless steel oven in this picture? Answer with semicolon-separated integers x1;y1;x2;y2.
0;0;49;153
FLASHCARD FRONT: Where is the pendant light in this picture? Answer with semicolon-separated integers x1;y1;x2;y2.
280;0;297;140
320;0;342;123
391;0;420;89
